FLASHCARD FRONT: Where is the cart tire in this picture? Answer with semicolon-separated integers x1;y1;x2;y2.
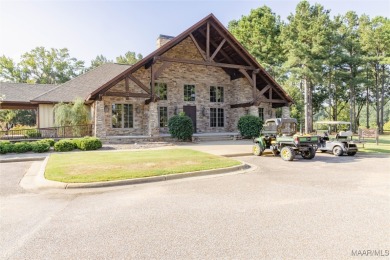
302;147;315;159
253;143;263;156
333;146;343;156
281;146;295;161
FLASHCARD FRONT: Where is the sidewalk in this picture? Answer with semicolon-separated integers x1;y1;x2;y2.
0;140;254;163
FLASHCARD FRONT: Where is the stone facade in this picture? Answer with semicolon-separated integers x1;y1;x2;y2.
93;36;289;138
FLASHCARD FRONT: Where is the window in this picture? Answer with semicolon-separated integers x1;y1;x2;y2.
210;86;224;102
159;107;168;127
112;104;133;128
155;82;167;100
210;108;224;127
184;84;195;101
258;108;264;122
275;107;282;118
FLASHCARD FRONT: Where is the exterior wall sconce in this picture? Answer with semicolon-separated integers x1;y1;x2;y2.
174;106;178;115
202;107;206;116
136;106;141;113
104;105;109;113
245;108;249;115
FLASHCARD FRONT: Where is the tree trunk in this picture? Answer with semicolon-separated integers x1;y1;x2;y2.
375;64;380;130
366;66;369;129
304;77;313;133
380;65;385;134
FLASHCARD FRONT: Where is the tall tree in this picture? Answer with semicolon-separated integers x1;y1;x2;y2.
116;51;143;65
89;55;112;70
281;0;332;133
228;6;285;80
336;12;366;132
359;15;390;133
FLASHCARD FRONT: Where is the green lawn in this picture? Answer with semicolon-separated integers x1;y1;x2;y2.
354;134;390;154
45;148;241;183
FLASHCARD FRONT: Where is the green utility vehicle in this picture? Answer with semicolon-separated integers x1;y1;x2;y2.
253;118;319;161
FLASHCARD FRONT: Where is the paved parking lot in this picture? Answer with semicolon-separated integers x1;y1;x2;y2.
1;152;389;259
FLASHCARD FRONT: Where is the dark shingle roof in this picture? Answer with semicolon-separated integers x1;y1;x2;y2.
0;82;56;103
32;63;131;103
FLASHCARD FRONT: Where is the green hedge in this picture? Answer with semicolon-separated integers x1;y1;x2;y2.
13;142;33;153
54;140;76;152
0;141;14;154
72;137;102;151
31;142;50;153
0;137;102;154
168;113;193;141
237;115;263;138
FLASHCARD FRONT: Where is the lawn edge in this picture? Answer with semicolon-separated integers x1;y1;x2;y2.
29;155;252;190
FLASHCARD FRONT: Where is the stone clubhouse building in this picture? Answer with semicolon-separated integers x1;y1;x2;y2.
0;14;293;140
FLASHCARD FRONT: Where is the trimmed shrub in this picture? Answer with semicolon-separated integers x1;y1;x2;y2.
168;113;193;141
54;139;76;152
13;142;33;153
0;141;14;154
40;138;55;147
73;137;102;151
31;142;50;153
237;115;263;138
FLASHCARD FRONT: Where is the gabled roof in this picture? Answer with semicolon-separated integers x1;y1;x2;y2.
88;13;293;106
31;63;130;103
0;82;56;103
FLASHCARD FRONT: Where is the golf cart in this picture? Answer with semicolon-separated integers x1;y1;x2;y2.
314;121;358;156
253;118;319;161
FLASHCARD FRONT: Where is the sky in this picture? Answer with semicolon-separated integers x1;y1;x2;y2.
0;0;389;67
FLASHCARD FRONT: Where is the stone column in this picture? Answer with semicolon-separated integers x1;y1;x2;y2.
282;106;290;118
148;102;159;136
94;101;106;138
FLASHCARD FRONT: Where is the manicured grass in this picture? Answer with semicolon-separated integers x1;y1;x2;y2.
354;134;390;154
45;148;241;183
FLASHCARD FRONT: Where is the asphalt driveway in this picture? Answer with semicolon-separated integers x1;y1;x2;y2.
0;152;389;259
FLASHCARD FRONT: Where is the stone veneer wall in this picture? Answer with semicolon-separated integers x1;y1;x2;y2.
94;36;288;137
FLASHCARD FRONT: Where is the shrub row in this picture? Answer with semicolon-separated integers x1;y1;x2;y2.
54;137;102;152
0;139;53;154
0;137;102;154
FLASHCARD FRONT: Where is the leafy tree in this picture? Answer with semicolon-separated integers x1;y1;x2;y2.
228;6;285;80
116;51;143;65
54;98;89;126
89;55;112;70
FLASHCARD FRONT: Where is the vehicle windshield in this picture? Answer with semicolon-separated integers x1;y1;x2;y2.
279;122;297;135
263;121;277;132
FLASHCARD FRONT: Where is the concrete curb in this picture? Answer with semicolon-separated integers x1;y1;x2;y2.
24;155;253;190
0;156;46;163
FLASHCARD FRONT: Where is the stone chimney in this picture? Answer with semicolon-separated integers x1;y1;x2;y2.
156;34;174;49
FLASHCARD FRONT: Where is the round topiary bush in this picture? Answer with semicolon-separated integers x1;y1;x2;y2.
13;142;33;153
237;115;263;138
54;139;75;152
168;113;193;141
73;137;102;151
31;142;50;153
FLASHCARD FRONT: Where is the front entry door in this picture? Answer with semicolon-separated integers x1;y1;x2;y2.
183;106;196;133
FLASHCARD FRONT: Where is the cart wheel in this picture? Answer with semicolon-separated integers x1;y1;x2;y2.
302;147;315;159
253;143;263;156
332;146;343;156
281;146;295;161
347;151;356;156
